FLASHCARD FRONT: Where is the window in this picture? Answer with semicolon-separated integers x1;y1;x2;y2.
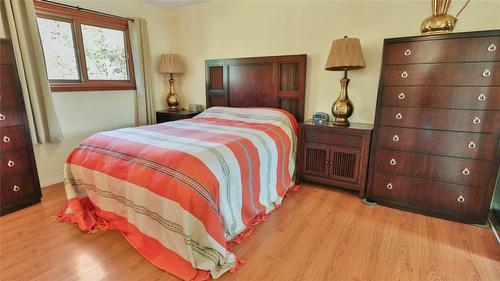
35;1;135;92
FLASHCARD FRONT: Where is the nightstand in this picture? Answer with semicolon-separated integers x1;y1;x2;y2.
156;110;202;123
298;120;373;198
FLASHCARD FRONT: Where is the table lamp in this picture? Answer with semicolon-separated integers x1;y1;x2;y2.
325;36;365;126
158;54;184;111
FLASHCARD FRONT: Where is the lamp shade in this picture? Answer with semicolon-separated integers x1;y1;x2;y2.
158;54;184;74
325;37;365;71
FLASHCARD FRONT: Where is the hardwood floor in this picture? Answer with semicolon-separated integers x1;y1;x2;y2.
1;182;499;281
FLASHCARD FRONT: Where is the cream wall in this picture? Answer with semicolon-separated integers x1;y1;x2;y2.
1;0;500;187
0;0;174;186
170;0;500;123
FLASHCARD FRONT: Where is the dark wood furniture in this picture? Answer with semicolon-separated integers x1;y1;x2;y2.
205;54;306;122
156;110;202;123
0;39;42;215
298;121;372;197
366;30;500;224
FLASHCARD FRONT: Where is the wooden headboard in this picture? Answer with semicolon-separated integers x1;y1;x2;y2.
205;54;307;122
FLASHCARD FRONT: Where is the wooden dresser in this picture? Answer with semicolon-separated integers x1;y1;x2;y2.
298;121;372;197
367;30;500;224
0;39;42;215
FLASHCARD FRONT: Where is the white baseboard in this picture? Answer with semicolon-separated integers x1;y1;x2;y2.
40;175;64;187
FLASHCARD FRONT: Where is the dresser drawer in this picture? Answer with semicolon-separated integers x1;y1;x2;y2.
383;62;500;86
379;107;500;133
0;65;15;87
0;107;24;128
0;66;21;107
385;36;500;65
0;149;32;177
0;126;28;152
381;86;500;110
0;85;20;107
303;128;363;148
371;172;487;220
377;126;497;160
0;174;36;208
0;42;13;65
374;149;492;187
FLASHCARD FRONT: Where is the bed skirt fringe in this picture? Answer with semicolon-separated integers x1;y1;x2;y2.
228;184;300;245
53;183;300;279
52;197;114;233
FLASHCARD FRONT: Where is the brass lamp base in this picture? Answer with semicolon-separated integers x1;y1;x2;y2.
166;75;180;111
331;75;353;127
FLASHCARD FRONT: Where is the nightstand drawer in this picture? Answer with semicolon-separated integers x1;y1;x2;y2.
156;110;202;123
303;128;363;148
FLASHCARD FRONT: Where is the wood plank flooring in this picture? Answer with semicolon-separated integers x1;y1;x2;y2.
1;182;499;281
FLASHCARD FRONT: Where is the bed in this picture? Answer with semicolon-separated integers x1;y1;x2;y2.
56;54;307;281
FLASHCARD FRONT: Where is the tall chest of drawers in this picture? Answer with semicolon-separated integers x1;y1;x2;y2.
0;39;42;215
366;30;500;224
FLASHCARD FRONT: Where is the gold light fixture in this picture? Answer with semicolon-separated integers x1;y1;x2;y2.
325;36;365;126
420;0;471;35
158;54;184;111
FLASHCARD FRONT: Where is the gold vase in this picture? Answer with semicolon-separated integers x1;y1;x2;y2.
331;77;353;126
420;0;468;35
166;74;180;111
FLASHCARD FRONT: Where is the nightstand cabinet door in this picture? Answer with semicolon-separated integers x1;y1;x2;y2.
329;146;361;184
298;121;372;197
302;143;330;178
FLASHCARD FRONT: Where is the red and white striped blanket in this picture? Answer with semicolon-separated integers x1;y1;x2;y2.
56;107;298;280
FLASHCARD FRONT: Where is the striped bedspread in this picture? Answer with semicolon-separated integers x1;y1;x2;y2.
57;107;298;280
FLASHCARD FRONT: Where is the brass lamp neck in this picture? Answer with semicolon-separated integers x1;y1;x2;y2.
343;68;348;79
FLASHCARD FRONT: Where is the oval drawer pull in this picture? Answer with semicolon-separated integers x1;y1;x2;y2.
389;158;397;166
398;92;406;100
7;160;15;167
404;49;412;56
386;183;393;190
467;142;476;149
0;114;5;121
392;135;399;142
3;136;10;143
462;168;470;176
401;71;408;78
13;185;20;192
482;69;491;77
457;195;465;203
477;94;486;101
472;117;481;124
395;113;403;120
488;44;496;52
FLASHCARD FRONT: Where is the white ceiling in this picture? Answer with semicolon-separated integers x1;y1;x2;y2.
142;0;208;9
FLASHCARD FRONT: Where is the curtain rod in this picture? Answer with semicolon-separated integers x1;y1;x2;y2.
40;0;134;22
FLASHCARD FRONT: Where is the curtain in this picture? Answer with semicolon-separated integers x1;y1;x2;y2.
129;18;156;126
3;0;62;144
